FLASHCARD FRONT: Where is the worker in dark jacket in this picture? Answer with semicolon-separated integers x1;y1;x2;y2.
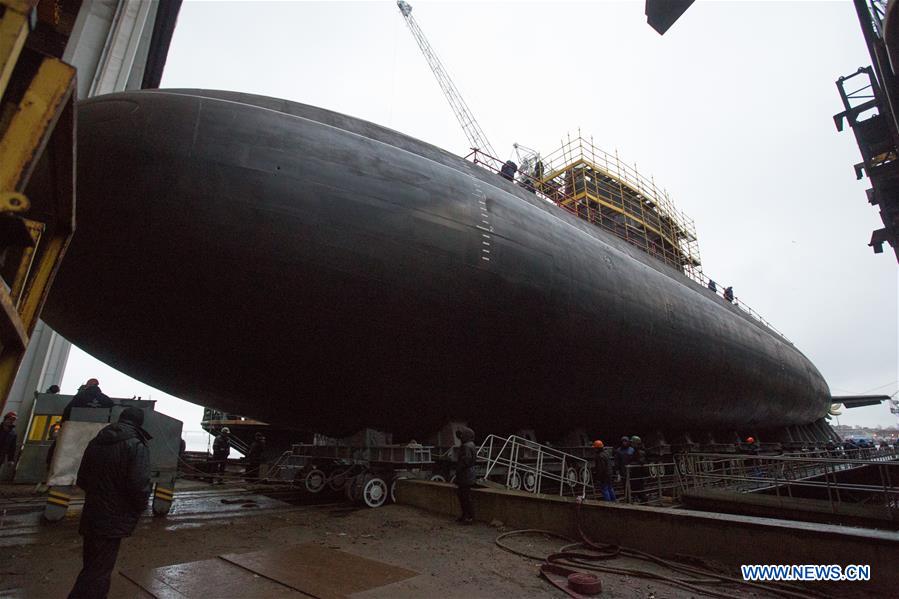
592;440;616;501
500;160;517;182
245;433;266;481
454;426;477;524
211;427;231;483
63;379;114;421
628;436;647;503
0;412;17;467
613;436;633;481
69;407;151;599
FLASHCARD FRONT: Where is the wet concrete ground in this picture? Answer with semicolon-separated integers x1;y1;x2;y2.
0;480;785;598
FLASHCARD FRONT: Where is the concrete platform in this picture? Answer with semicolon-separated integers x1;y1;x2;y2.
396;480;899;596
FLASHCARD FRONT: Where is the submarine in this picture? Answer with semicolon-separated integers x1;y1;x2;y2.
41;89;832;441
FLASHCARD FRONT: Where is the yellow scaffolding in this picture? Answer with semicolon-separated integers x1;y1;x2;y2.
467;136;790;342
536;135;700;278
470;135;701;277
0;0;77;413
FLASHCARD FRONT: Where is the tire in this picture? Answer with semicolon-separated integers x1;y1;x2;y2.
390;476;410;503
304;468;326;493
362;476;388;508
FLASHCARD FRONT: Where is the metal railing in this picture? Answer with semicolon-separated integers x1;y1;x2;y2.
476;434;590;497
672;449;899;517
622;461;682;506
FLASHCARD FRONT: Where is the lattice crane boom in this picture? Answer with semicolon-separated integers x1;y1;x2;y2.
396;1;497;159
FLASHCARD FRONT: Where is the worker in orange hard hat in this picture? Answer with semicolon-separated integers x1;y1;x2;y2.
593;440;616;502
743;436;759;456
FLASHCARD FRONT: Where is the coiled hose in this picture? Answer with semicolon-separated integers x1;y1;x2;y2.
494;500;831;599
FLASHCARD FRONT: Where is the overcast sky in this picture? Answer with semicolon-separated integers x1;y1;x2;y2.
63;0;898;439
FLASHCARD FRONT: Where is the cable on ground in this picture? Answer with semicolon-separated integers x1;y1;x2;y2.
494;500;830;599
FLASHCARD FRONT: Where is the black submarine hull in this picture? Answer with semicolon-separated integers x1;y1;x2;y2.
42;90;831;439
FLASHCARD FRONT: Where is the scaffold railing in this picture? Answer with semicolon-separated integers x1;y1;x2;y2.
465;142;791;343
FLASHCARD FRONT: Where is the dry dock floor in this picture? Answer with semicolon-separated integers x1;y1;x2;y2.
2;481;790;598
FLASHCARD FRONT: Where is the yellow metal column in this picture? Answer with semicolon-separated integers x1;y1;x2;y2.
0;0;76;413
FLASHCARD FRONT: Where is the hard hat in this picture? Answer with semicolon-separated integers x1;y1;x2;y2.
3;411;16;420
746;436;755;444
630;435;641;444
593;440;604;448
621;436;630;443
221;427;230;434
85;378;99;387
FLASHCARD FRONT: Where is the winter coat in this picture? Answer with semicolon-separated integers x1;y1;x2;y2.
594;449;613;484
62;386;114;421
0;424;16;462
213;434;230;458
455;427;477;487
76;421;151;538
614;446;634;475
247;440;265;465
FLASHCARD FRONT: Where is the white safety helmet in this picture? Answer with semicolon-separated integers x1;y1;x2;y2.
221;427;231;434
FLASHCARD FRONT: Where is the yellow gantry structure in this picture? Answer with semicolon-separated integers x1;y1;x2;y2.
0;0;76;413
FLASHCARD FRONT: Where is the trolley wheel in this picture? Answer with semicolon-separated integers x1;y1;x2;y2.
390;475;410;503
304;468;326;493
579;465;592;485
428;474;446;482
565;467;578;488
346;473;364;502
508;470;522;490
362;475;388;508
329;468;349;491
523;470;537;492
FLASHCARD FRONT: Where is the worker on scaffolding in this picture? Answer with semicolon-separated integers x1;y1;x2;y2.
592;440;616;502
724;286;735;303
210;427;231;484
500;160;517;182
454;426;477;524
707;279;717;293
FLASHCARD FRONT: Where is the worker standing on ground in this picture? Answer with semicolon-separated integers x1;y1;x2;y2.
68;407;151;599
454;426;477;524
245;432;266;481
0;412;18;479
211;427;231;484
592;440;616;502
63;379;114;421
